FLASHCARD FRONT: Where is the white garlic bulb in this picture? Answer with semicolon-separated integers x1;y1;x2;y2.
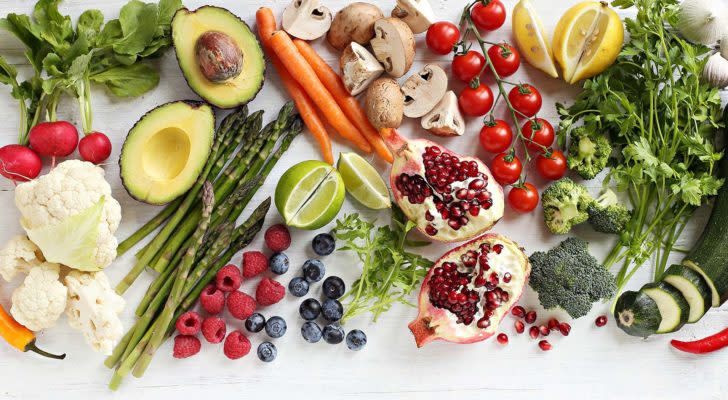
703;53;728;88
677;0;728;45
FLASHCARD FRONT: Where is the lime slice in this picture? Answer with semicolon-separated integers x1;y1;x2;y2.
275;160;345;230
337;152;391;210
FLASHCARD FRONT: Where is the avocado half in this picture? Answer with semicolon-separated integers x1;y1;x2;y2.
172;6;265;109
120;101;215;205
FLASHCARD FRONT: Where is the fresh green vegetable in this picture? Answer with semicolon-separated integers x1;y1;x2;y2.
557;0;725;294
641;282;690;334
529;237;616;318
613;290;661;337
566;126;612;180
541;178;592;234
661;264;711;323
334;206;433;323
587;189;631;234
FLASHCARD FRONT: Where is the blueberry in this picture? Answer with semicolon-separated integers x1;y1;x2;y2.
288;277;309;297
269;253;289;275
312;233;336;256
299;298;321;321
322;276;346;299
322;324;345;344
346;329;367;351
265;316;287;338
257;342;277;362
321;298;343;322
301;321;323;343
302;259;325;282
245;313;266;333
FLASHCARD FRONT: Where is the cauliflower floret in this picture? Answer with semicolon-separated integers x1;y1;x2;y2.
10;263;67;331
15;160;122;270
64;270;125;355
0;235;43;282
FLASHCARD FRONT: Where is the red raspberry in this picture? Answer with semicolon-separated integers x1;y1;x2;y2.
201;316;227;344
199;284;225;315
175;311;202;335
173;335;201;359
216;264;242;292
223;330;251;360
227;291;257;320
264;224;291;252
256;278;285;306
242;251;268;278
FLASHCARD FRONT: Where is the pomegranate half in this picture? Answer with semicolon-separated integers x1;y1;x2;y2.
381;128;504;242
408;233;531;347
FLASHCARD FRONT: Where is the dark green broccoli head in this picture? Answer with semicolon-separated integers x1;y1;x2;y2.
528;237;616;318
541;178;593;234
587;189;631;234
567;127;612;180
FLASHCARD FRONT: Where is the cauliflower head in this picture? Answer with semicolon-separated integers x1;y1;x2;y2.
64;270;125;355
11;263;67;331
0;235;43;282
15;160;122;271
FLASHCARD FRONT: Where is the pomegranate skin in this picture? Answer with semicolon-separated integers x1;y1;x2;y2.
408;233;531;347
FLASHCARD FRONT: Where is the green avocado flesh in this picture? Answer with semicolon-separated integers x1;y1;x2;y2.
172;6;265;109
120;101;215;205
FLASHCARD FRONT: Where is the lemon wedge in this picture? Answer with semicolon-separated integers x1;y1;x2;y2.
552;1;624;84
512;0;558;78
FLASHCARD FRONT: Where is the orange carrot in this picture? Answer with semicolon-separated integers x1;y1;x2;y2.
269;30;372;153
293;39;393;164
256;8;334;164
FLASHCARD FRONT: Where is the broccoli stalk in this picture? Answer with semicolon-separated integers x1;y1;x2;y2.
587;189;631;234
541;178;593;234
529;238;616;318
567;127;612;180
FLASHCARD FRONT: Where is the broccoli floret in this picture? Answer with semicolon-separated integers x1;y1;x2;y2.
541;178;593;234
587;189;631;234
567;127;612;180
528;237;616;318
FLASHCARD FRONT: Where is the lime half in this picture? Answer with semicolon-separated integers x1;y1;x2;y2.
275;160;345;230
337;152;391;210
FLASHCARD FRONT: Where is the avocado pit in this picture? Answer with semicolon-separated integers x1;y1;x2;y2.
195;31;244;82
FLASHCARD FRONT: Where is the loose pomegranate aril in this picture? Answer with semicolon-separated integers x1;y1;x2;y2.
514;320;525;333
496;333;508;345
502;272;512;283
493;244;504;254
525;311;537;324
477;317;491;329
547;318;560;331
558;322;571;336
595;315;608;327
538;340;552;351
539;325;550;337
511;305;526;318
529;326;540;339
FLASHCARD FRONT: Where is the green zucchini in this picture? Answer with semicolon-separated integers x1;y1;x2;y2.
614;290;660;338
641;282;690;333
661;264;711;323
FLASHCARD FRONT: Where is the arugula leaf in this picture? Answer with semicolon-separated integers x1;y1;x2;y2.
90;64;159;97
112;0;159;57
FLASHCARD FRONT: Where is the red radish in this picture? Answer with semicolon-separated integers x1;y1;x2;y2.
0;145;42;183
28;121;78;166
79;132;112;164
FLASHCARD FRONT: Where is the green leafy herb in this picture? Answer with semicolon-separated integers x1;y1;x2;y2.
334;206;433;323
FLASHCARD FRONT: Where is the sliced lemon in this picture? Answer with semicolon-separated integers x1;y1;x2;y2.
337;152;391;210
512;0;559;78
552;1;624;84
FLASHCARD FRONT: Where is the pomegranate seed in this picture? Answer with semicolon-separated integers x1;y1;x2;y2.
477;318;491;329
525;311;537;324
595;315;608;327
511;306;525;318
502;272;511;283
425;225;438;236
529;326;540;339
469;179;485;190
538;340;552;351
514;320;525;334
547;318;559;331
558;322;571;336
539;325;550;337
493;244;503;254
496;333;508;345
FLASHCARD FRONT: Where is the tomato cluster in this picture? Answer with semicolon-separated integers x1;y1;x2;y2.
424;0;567;213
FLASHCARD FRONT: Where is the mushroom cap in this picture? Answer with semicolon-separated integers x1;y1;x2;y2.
421;91;465;137
371;17;416;78
327;2;384;50
365;77;404;131
340;42;385;96
392;0;436;34
402;64;448;118
282;0;333;41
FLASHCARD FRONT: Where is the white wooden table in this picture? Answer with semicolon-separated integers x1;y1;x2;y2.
0;1;726;399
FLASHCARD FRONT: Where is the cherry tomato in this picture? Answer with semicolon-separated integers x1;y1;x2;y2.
426;22;460;55
522;118;554;152
536;150;568;180
452;51;485;83
508;183;539;212
490;153;522;185
508;84;542;118
458;85;494;116
471;0;507;31
479;120;512;153
487;43;520;77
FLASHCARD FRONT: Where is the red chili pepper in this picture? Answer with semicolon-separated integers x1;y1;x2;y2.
670;327;728;354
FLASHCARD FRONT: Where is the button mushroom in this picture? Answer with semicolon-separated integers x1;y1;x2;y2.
327;2;384;50
421;91;465;136
391;0;435;34
282;0;333;41
365;77;404;131
371;17;416;78
340;43;385;96
401;64;448;118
